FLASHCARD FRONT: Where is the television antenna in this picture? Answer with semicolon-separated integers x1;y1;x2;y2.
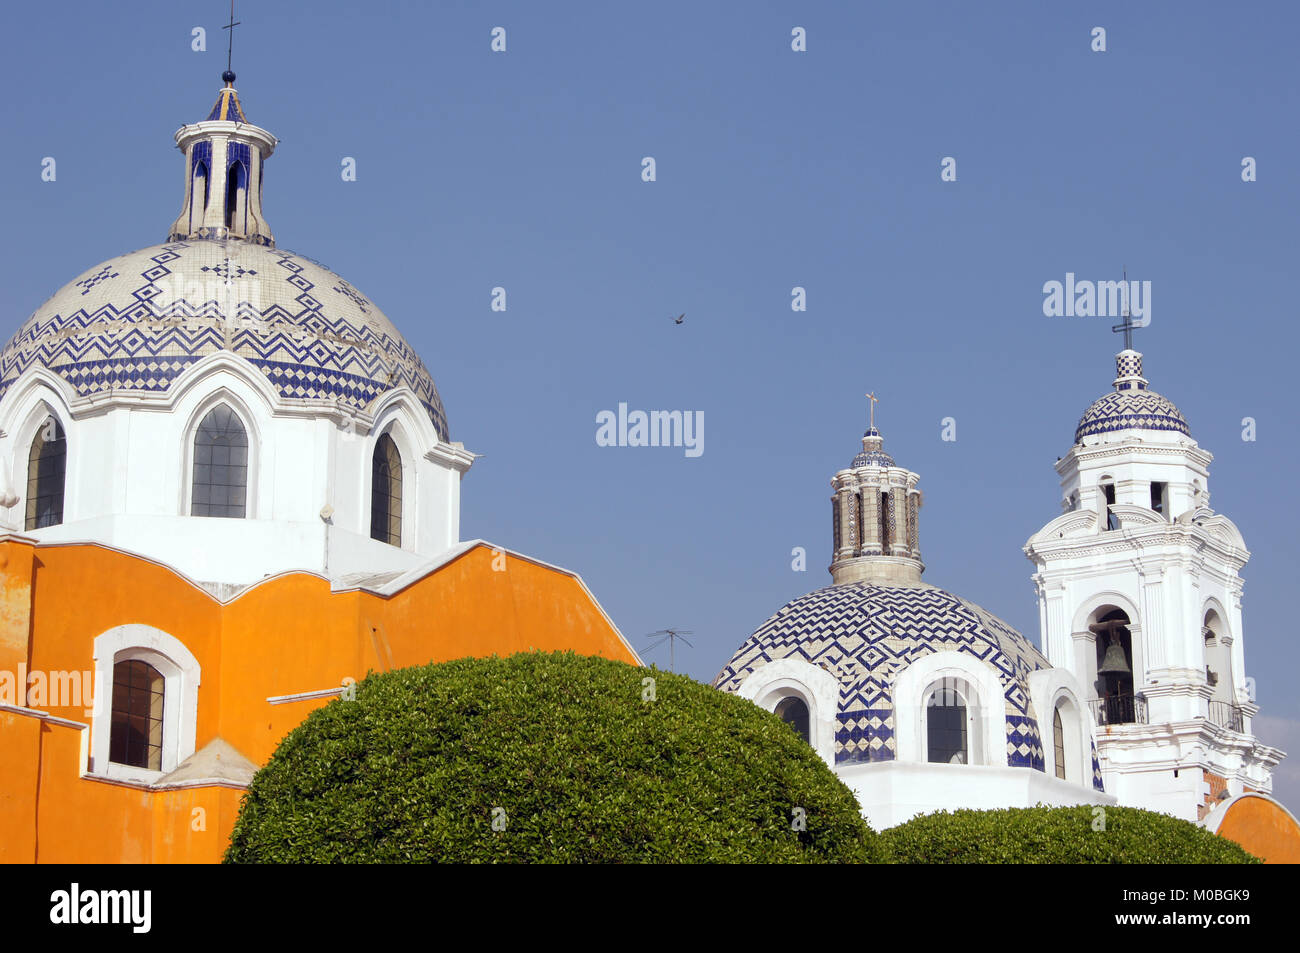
643;628;694;672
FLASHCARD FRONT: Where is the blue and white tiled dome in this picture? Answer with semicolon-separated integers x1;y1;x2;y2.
1074;349;1188;444
0;239;449;440
850;427;895;468
714;582;1052;771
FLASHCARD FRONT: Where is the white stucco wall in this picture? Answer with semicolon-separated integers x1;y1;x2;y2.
0;353;473;585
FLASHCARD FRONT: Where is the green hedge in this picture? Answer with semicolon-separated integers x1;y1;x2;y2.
225;651;878;863
880;805;1260;864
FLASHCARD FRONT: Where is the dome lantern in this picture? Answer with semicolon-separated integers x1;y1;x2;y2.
168;75;278;247
1073;348;1190;444
830;396;923;587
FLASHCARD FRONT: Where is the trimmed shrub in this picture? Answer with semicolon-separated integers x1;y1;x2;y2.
880;805;1260;864
225;651;878;863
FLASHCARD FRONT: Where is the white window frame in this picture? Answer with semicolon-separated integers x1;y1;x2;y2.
90;624;200;783
893;651;1007;767
1028;668;1093;785
921;677;978;765
363;415;418;552
736;657;840;766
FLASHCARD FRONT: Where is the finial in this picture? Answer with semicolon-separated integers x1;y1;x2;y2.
865;391;878;432
1110;265;1140;352
223;0;241;84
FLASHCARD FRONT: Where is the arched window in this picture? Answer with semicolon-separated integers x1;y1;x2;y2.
225;161;246;230
1100;480;1119;530
191;404;248;518
774;696;810;744
190;160;209;226
370;434;403;546
1053;706;1067;780
26;415;66;530
1203;609;1238;726
1090;608;1136;723
879;490;892;551
109;659;164;771
926;680;968;764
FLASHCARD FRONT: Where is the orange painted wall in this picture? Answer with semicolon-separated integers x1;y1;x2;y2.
0;539;638;863
1216;796;1300;864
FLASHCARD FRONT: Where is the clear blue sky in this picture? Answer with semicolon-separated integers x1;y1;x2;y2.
3;2;1297;804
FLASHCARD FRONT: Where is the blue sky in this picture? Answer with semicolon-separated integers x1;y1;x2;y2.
3;2;1297;806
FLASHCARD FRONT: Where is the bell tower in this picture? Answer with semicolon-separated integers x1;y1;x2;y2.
1025;334;1283;820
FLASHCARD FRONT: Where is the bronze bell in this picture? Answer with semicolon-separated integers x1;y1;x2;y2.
1098;639;1131;676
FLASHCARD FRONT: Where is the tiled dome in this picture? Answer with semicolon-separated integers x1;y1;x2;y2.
850;428;895;468
713;582;1052;771
1074;349;1187;444
0;239;449;440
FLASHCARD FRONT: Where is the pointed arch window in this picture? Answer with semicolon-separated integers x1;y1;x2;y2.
26;415;66;530
370;433;403;546
190;160;209;230
774;696;810;744
109;659;164;771
1053;706;1067;780
191;405;248;518
225;161;247;231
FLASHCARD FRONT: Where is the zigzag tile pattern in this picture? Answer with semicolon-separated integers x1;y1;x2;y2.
714;583;1051;768
1075;389;1188;442
0;239;448;440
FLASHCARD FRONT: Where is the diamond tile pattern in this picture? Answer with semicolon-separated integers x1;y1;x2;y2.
0;239;448;440
1075;350;1189;442
714;583;1051;768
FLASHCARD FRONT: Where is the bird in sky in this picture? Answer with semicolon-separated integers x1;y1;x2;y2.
673;313;685;324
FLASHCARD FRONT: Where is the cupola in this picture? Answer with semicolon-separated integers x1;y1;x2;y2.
168;72;277;246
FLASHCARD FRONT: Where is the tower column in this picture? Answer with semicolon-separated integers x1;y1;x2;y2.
832;478;856;562
861;478;881;555
889;481;908;557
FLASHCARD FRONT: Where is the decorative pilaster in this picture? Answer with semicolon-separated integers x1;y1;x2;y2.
1140;569;1166;674
833;481;855;561
889;484;908;557
861;480;882;555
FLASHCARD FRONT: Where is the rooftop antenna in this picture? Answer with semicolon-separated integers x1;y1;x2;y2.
222;0;241;84
1109;265;1139;351
643;628;694;672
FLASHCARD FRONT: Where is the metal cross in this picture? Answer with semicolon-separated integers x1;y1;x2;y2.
865;392;878;430
1110;265;1140;350
223;1;241;75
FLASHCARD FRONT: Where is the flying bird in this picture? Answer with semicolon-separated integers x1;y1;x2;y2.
673;313;685;324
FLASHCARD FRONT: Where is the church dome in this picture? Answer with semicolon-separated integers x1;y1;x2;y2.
0;240;449;440
714;582;1050;768
1074;349;1187;444
850;428;894;468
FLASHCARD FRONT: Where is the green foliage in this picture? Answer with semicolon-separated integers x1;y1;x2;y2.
225;651;879;863
879;805;1261;864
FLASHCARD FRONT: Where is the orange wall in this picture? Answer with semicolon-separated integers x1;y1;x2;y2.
0;539;638;863
1216;796;1300;864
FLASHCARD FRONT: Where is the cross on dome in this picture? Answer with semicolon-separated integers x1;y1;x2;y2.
1109;267;1143;351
